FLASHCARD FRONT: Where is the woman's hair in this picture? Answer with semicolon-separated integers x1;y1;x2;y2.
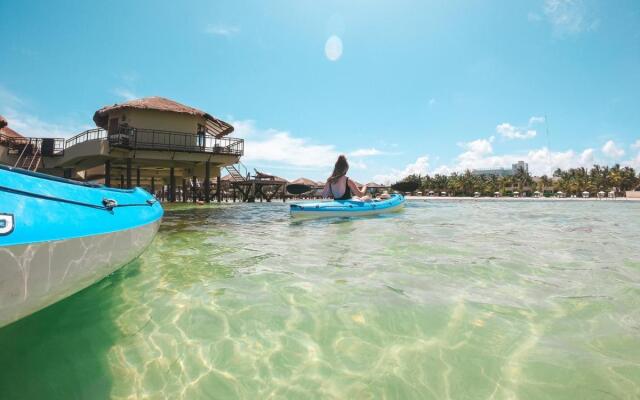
328;155;349;183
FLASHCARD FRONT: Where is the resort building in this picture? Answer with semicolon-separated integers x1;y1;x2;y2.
0;97;244;201
472;161;529;177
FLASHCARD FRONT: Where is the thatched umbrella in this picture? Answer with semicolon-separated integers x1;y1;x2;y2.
254;169;288;183
365;182;388;189
93;96;234;137
292;177;319;187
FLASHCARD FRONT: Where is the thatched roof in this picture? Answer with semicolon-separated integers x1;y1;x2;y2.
93;96;234;137
251;169;287;183
1;127;23;138
220;174;235;181
0;116;24;139
365;182;388;189
292;177;319;186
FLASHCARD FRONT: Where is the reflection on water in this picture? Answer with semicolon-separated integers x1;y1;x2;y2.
1;200;640;399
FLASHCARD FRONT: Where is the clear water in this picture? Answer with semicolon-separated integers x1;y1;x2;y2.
1;200;640;399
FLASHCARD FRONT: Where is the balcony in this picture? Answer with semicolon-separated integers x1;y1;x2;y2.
0;133;65;156
64;127;244;156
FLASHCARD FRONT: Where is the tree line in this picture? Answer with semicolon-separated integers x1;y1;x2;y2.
390;164;640;197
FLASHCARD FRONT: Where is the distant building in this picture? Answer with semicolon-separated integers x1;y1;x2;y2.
472;161;529;177
512;161;528;174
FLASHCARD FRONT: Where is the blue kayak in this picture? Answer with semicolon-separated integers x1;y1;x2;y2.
290;194;405;218
0;165;163;327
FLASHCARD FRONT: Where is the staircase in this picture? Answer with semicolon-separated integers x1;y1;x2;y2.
225;164;247;181
13;144;42;172
20;153;42;171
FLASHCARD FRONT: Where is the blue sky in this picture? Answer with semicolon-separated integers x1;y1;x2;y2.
1;0;639;182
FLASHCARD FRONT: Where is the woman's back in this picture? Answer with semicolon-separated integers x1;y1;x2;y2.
322;176;350;199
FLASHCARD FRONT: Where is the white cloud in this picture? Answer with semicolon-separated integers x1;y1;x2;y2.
542;0;598;35
624;152;640;170
496;122;537;140
2;107;91;139
349;148;382;157
433;136;604;176
631;139;640;150
601;140;625;158
205;24;239;36
229;119;255;138
529;116;545;125
578;148;595;165
373;156;429;184
461;137;493;156
231;120;338;168
112;88;138;101
0;86;91;138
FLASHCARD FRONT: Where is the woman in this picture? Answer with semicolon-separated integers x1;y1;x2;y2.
322;155;368;200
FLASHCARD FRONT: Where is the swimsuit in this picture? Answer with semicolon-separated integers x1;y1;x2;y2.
330;177;352;200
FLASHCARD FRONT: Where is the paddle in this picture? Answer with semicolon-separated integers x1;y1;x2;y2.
286;184;314;195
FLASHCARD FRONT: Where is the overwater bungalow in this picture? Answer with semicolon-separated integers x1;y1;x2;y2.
0;97;244;202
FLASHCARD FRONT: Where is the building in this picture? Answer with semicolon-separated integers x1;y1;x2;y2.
0;97;244;202
472;161;529;177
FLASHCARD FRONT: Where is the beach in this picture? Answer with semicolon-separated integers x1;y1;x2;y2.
405;195;640;201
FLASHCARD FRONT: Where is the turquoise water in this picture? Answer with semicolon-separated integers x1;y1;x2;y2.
1;200;639;399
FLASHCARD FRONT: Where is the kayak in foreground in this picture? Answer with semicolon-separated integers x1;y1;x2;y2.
290;194;405;218
0;165;163;328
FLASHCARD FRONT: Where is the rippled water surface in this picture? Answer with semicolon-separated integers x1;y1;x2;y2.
2;200;640;399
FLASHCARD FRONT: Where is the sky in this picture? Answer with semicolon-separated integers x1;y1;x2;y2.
1;0;639;183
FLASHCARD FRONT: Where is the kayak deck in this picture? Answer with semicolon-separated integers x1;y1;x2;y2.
290;194;405;218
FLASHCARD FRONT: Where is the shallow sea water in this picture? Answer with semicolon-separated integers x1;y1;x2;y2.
1;199;640;399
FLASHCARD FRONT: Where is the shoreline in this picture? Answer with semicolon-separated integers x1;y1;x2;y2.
405;195;640;202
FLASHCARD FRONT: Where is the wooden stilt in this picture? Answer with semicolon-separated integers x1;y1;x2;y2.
217;175;222;202
204;162;211;203
169;167;176;202
104;160;111;187
192;175;197;203
126;159;132;189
